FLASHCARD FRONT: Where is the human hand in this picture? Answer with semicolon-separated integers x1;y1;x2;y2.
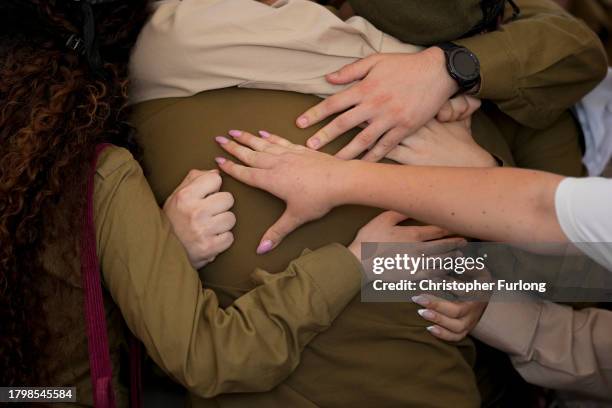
386;117;497;168
437;95;481;123
296;48;458;162
348;211;466;259
412;294;487;342
214;130;347;254
163;169;236;269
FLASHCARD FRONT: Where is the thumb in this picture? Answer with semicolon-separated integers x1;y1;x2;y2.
326;55;379;85
257;209;302;254
377;210;410;226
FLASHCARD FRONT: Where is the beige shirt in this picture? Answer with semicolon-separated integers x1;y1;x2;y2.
129;0;421;104
129;0;610;398
473;294;612;401
130;0;607;130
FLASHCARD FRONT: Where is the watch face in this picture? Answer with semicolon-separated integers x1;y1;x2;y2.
451;50;479;80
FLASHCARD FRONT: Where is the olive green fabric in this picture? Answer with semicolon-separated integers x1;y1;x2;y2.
43;145;370;406
130;88;529;408
484;103;586;176
347;0;485;46
131;87;585;407
350;0;607;129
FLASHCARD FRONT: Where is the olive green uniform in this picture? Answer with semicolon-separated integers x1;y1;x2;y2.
45;146;364;406
350;0;607;129
126;1;606;407
132;89;482;408
43;0;606;406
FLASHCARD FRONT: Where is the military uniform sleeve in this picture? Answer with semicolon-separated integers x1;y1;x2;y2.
472;293;612;400
93;147;363;397
455;0;608;129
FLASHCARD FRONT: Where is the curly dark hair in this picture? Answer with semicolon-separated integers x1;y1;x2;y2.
0;0;149;386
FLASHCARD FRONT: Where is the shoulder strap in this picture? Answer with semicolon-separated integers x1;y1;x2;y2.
82;144;142;408
82;143;115;407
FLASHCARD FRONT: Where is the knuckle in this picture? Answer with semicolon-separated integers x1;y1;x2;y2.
333;115;349;130
227;212;237;227
188;212;202;230
209;171;223;186
198;239;213;255
322;97;340;113
187;169;202;179
377;139;394;150
355;134;375;148
218;232;234;248
449;308;462;319
386;104;403;117
175;188;192;206
361;79;381;94
220;191;235;206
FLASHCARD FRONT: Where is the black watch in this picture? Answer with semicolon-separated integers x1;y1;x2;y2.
436;42;481;93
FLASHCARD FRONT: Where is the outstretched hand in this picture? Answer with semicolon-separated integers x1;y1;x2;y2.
295;49;458;162
214;130;346;254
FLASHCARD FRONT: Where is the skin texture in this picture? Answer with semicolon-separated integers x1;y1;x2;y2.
386;96;495;167
413;295;487;342
211;130;568;342
163;169;236;268
296;49;459;162
386;117;496;168
213;130;567;250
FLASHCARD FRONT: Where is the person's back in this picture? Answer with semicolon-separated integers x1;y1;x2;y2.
130;88;514;407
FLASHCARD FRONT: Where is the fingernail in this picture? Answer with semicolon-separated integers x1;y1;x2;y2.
215;157;226;165
411;295;430;306
426;326;439;335
297;117;309;128
215;136;229;144
229;130;242;137
308;137;320;149
418;309;435;320
259;130;271;138
256;240;274;255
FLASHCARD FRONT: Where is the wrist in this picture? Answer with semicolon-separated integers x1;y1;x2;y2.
348;241;361;260
426;46;460;97
330;159;363;207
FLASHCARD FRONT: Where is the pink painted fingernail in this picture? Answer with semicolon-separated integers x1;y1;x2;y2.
411;295;430;306
215;157;226;165
308;137;320;149
426;326;439;335
297;116;309;128
418;309;435;320
259;130;271;138
256;240;274;255
229;130;242;137
215;136;229;144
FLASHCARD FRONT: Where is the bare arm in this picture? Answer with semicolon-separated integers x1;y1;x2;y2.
214;130;567;252
331;162;566;244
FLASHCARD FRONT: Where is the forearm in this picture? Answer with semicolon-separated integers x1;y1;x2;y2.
474;295;612;400
335;161;567;243
456;0;608;129
97;149;363;397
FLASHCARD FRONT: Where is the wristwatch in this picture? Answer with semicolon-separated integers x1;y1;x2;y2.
436;42;481;94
